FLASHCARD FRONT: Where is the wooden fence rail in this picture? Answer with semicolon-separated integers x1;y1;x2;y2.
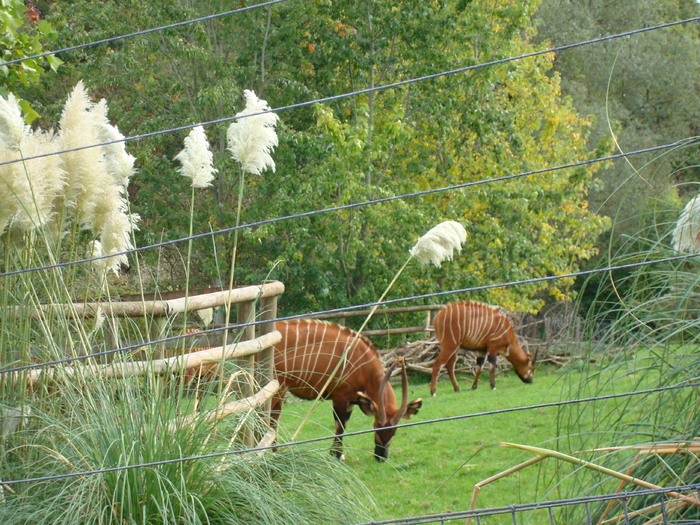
5;281;285;448
311;304;443;338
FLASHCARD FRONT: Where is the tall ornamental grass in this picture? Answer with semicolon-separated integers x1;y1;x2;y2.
550;192;700;523
0;376;375;524
0;86;375;524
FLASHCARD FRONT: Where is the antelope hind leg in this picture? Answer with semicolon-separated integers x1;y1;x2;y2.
488;353;497;390
332;404;353;461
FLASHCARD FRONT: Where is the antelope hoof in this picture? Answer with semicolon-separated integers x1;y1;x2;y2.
431;392;436;397
471;385;478;391
339;454;346;462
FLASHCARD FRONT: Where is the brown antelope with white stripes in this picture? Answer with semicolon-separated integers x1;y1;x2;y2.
430;301;536;396
271;319;422;461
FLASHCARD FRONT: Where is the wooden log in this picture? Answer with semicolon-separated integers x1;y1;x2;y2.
362;326;435;337
166;282;285;315
311;304;443;320
167;379;279;431
4;281;285;320
20;331;282;385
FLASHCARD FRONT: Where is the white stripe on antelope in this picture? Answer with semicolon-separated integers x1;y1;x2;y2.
430;301;536;396
272;319;422;461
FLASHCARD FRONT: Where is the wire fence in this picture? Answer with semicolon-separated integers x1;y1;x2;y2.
356;483;700;524
2;380;697;488
2;247;699;376
1;6;699;523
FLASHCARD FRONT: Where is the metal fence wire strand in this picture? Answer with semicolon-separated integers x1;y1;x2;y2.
353;483;700;525
585;501;592;524
660;495;668;525
622;496;630;525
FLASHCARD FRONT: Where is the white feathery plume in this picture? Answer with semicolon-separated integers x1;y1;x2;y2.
56;81;108;226
175;125;217;188
93;100;136;190
87;239;108;275
673;194;700;253
226;90;279;175
96;211;140;275
0;149;21;234
54;82;139;274
0;93;28;150
197;307;214;327
410;220;467;268
0;128;65;235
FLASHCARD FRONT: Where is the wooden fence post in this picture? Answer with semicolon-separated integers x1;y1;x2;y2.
237;300;256;447
150;317;168;359
257;296;278;424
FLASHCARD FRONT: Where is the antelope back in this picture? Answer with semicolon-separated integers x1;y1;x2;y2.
434;301;513;350
274;319;383;399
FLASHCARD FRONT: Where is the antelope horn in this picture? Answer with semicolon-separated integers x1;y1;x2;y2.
377;358;400;426
394;358;409;424
532;348;539;365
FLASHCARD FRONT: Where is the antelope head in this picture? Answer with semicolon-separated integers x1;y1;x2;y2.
513;341;539;383
354;358;422;462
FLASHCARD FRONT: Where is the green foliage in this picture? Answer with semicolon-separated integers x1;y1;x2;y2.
534;0;700;246
29;0;610;317
238;0;610;315
0;0;61;122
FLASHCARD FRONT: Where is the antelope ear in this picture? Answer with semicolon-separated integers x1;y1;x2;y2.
352;392;377;416
402;398;423;420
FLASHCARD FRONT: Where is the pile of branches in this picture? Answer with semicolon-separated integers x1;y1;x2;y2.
380;338;505;377
381;336;574;377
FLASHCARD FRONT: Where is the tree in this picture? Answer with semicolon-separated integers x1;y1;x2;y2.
534;0;700;235
0;0;61;121
33;0;609;317
239;0;609;315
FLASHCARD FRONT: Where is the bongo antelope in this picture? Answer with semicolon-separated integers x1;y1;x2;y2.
272;319;422;461
430;301;536;396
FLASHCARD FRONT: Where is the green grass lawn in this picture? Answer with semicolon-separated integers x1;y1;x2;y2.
276;363;646;524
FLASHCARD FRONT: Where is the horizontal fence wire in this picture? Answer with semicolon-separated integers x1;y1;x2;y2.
353;483;700;525
1;16;697;171
0;0;291;69
1;137;697;280
1;12;699;521
2;247;699;376
1;380;697;487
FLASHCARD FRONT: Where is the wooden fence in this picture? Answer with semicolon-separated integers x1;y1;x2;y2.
312;304;443;338
8;281;285;447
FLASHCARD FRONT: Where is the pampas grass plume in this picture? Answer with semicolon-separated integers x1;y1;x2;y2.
410;220;467;268
175;125;217;188
0;93;28;150
226;90;279;175
673;194;700;253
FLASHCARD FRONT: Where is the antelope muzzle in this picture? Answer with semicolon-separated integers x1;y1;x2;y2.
374;442;390;462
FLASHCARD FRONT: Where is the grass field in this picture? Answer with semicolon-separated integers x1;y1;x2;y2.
276;362;647;524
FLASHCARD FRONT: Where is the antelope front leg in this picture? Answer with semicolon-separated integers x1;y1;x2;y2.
446;352;461;393
471;353;486;390
332;404;353;461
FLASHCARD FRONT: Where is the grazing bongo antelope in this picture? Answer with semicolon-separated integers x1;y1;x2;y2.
430;301;536;396
272;319;422;462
